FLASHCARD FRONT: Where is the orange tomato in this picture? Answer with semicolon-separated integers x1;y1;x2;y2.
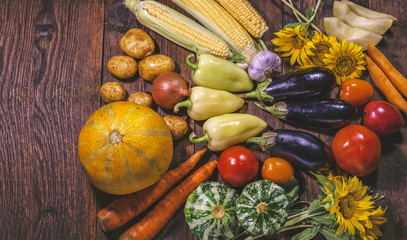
339;79;374;106
261;157;294;185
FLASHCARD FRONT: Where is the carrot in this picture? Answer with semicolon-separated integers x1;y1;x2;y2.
97;148;208;232
366;56;407;113
119;160;218;240
367;44;407;98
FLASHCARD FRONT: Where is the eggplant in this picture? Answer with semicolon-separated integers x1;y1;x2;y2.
247;129;334;171
255;99;357;128
241;67;336;102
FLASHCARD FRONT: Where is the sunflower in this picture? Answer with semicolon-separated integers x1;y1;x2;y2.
301;31;338;68
360;206;387;240
271;25;315;66
322;176;376;236
323;39;366;84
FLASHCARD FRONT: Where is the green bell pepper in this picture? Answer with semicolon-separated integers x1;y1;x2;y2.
189;113;267;151
173;86;245;121
187;54;254;92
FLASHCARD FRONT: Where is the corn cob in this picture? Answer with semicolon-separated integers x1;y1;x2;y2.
172;0;259;61
214;0;268;38
126;0;233;59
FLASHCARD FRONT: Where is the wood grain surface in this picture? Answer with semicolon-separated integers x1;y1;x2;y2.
0;0;405;239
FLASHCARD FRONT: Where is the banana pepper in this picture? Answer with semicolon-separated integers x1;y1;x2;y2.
189;113;267;151
187;54;254;92
173;86;245;121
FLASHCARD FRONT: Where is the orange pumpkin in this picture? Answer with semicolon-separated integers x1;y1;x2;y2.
78;101;173;195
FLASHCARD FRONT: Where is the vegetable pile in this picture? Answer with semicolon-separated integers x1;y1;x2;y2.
75;0;406;239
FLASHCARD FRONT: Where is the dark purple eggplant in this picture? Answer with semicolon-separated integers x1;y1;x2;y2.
247;129;334;171
254;99;357;129
241;67;336;102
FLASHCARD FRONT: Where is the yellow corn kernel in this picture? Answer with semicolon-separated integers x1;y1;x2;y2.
214;0;268;38
173;0;257;60
141;2;232;58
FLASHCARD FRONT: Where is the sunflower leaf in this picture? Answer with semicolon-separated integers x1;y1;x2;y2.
319;226;354;240
305;6;316;24
309;212;335;227
308;200;328;216
291;225;320;240
283;22;306;29
311;172;336;193
280;176;299;205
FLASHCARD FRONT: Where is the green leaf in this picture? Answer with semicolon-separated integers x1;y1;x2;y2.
306;7;315;21
319;226;353;240
308;200;327;216
283;22;305;29
311;172;335;194
310;212;335;227
281;176;299;205
292;225;320;240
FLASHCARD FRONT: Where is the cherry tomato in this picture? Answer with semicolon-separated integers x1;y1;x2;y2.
339;79;374;106
363;100;405;136
218;146;259;188
261;157;294;185
331;125;381;176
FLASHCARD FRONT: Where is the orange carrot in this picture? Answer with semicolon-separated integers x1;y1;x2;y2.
119;160;218;240
366;56;407;113
367;44;407;97
97;148;207;232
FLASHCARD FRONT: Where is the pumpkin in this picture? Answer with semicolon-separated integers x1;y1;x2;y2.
184;181;243;240
236;180;289;236
78;101;173;195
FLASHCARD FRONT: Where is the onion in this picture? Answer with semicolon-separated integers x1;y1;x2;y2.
152;72;191;109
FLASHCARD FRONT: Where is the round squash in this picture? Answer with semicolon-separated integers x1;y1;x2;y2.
78;101;173;195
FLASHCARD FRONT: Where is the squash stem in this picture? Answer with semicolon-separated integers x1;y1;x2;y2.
124;0;140;13
186;54;198;71
189;132;209;143
173;99;192;113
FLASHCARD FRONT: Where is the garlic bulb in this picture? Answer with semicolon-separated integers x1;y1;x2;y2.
248;50;281;82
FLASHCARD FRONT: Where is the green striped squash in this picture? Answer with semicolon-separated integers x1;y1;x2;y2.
236;180;289;236
184;181;243;240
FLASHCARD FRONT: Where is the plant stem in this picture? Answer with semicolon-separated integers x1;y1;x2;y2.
277;224;314;234
289;0;302;22
280;0;322;32
305;0;322;27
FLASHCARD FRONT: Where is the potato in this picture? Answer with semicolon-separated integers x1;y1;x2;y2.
119;28;155;59
163;115;188;140
107;55;137;79
99;82;127;103
128;92;153;107
138;54;176;81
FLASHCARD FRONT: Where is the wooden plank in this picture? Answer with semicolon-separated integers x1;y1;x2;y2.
0;0;104;239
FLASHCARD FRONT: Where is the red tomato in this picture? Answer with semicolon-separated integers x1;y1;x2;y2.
339;79;374;106
331;125;381;176
261;157;294;185
363;100;405;136
218;146;259;188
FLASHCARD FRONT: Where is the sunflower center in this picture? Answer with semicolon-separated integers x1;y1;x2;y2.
338;195;356;219
291;35;305;49
335;55;356;75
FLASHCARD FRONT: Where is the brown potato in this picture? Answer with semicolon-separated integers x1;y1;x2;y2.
99;82;127;103
138;54;176;81
127;92;153;107
107;55;137;79
119;28;155;59
163;115;188;140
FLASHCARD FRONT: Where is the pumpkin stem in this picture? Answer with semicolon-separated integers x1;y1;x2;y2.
212;205;226;219
110;131;123;145
256;202;268;214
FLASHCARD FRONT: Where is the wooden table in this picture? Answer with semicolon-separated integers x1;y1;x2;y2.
1;0;406;239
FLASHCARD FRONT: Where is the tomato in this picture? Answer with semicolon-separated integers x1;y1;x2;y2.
218;146;259;188
339;79;374;106
363;100;405;136
331;125;381;176
261;157;294;185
